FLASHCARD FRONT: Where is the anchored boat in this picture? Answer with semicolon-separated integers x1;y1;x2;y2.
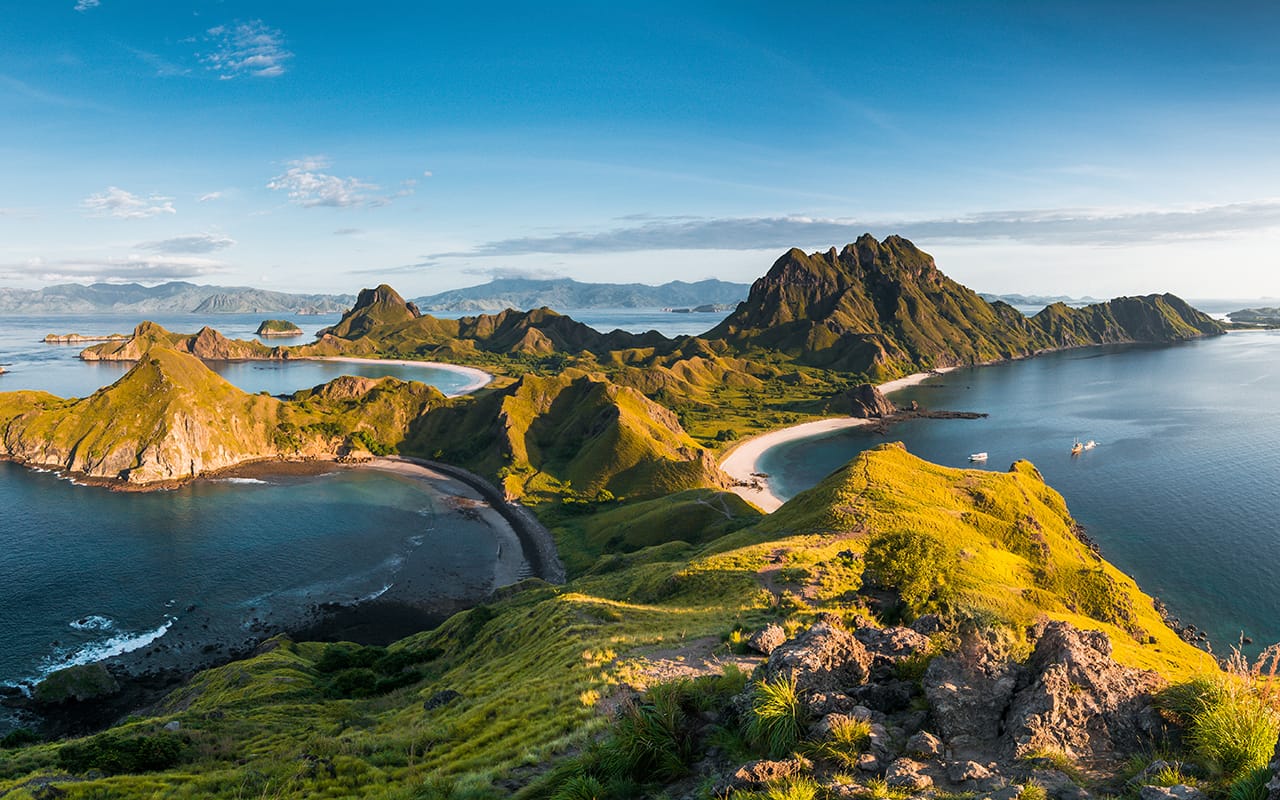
969;452;988;462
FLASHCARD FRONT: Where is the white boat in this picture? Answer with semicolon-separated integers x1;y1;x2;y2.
1084;440;1097;450
968;452;988;461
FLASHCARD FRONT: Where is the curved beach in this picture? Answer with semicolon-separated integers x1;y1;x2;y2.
720;367;956;512
304;356;493;396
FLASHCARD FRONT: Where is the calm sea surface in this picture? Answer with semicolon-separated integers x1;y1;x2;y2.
760;331;1280;652
0;308;728;725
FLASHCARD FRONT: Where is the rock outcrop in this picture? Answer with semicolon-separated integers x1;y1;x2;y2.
845;383;897;418
256;319;304;337
1004;621;1167;759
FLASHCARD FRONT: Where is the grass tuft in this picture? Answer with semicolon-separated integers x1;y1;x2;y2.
745;675;808;758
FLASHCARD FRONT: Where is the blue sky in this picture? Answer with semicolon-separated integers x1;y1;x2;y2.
3;1;1280;297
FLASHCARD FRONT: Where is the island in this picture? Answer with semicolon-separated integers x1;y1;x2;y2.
255;319;304;337
43;333;131;344
1;236;1256;800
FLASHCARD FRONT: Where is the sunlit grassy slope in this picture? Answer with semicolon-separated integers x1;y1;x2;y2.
0;444;1212;798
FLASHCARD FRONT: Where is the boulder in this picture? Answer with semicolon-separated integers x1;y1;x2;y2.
1139;787;1208;800
730;758;809;788
905;730;944;758
854;625;932;675
885;758;933;789
764;622;873;706
748;623;787;655
1004;621;1165;759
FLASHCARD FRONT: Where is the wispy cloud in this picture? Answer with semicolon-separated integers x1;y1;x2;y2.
200;20;292;79
197;191;223;202
127;47;189;77
74;0;100;11
0;256;224;284
0;74;110;111
136;233;235;254
267;157;387;208
333;228;364;236
427;200;1280;257
81;187;176;220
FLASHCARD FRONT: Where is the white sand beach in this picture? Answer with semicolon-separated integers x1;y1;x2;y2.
720;367;956;513
304;356;493;396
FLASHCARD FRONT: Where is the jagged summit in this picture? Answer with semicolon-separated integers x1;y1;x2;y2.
321;284;422;339
708;235;1224;379
80;321;274;362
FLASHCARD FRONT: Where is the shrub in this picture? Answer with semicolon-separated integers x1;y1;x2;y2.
0;728;38;748
745;675;808;758
863;530;955;616
58;732;185;775
551;775;607;800
597;681;695;782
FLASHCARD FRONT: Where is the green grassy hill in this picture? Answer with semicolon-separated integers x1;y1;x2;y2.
0;348;446;483
0;445;1212;798
79;321;277;361
405;368;728;501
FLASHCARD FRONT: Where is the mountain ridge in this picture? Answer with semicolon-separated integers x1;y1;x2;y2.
412;276;749;311
0;281;354;315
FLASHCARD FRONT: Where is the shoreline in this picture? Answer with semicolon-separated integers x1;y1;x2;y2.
719;367;957;513
0;454;562;738
296;356;492;396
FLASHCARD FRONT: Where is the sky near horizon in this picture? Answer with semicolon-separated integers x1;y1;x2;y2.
3;1;1280;299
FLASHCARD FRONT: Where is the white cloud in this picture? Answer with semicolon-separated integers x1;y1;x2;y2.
428;199;1280;257
197;191;223;202
423;170;433;178
200;20;292;79
136;233;236;254
74;0;100;11
0;255;225;284
81;187;176;220
267;157;387;208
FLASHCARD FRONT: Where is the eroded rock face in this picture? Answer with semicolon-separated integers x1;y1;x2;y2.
923;636;1018;748
1004;621;1166;759
845;383;897;419
764;621;873;702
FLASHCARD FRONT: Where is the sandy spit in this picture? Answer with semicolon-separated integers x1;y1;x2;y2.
719;367;957;513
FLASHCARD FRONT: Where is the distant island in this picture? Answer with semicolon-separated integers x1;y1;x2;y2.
255;319;304;337
1228;306;1280;325
411;276;750;311
0;281;353;315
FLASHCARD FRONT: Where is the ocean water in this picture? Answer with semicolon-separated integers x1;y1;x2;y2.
0;306;728;729
760;331;1280;652
0;464;501;704
0;309;731;398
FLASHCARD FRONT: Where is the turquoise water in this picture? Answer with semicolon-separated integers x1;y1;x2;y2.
760;331;1280;652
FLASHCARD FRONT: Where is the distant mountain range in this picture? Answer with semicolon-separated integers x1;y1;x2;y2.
411;277;750;312
0;282;354;315
978;292;1100;307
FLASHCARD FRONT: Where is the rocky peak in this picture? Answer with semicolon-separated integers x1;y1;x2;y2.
321;284;421;339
